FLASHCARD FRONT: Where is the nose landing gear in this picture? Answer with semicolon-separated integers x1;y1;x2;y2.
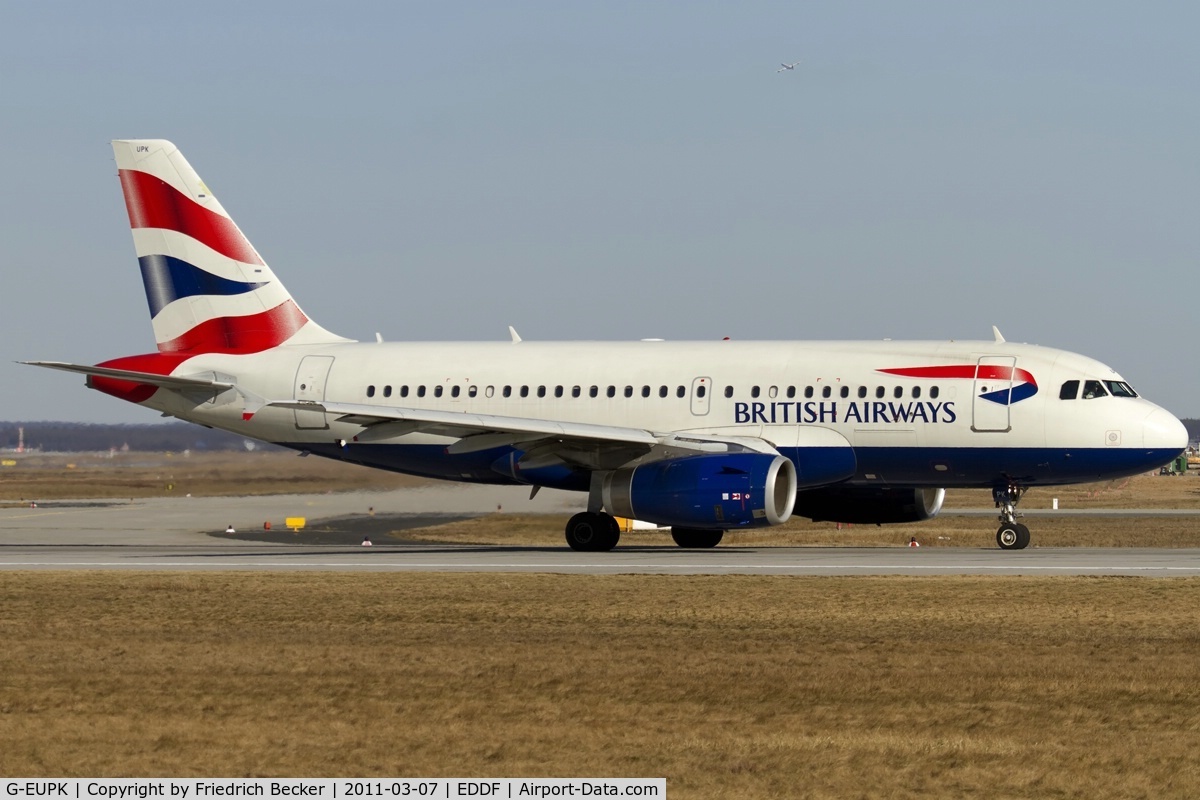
994;484;1030;550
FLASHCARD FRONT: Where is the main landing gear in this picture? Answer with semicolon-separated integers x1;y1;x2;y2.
565;512;621;552
563;513;728;551
994;484;1030;550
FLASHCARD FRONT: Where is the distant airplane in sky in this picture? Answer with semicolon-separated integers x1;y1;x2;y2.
777;61;800;72
26;140;1188;553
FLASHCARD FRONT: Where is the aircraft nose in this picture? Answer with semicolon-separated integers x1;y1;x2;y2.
1143;406;1188;453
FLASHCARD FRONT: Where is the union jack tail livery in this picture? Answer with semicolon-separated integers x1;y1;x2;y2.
113;139;347;354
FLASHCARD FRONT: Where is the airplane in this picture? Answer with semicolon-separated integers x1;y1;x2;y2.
777;62;800;72
26;140;1187;552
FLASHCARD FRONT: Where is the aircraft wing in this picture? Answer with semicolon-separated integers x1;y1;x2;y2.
266;399;779;469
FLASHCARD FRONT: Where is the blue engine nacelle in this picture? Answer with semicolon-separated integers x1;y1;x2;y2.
603;452;798;530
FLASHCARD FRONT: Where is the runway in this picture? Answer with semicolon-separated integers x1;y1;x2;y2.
1;489;1199;576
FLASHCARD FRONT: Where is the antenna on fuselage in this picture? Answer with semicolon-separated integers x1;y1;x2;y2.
992;326;1005;343
508;326;522;343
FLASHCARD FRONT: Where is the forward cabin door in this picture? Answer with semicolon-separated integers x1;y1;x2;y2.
971;356;1015;433
293;356;335;430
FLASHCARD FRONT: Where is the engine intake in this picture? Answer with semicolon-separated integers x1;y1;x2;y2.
604;452;797;530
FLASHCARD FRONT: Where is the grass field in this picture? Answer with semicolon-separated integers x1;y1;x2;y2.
0;451;426;501
4;452;1200;795
2;572;1199;798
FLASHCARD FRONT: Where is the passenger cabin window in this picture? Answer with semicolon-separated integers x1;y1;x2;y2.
588;386;597;398
724;386;733;399
875;386;885;399
858;386;867;399
676;385;686;398
469;385;478;398
696;385;707;398
804;387;814;399
751;386;761;398
417;386;426;398
659;385;668;398
366;385;376;398
642;386;650;398
607;386;616;398
434;386;443;398
520;386;529;398
930;386;940;399
400;386;409;398
1082;380;1108;399
451;386;460;398
912;386;921;399
503;386;512;398
1060;380;1079;400
537;386;546;398
554;386;563;398
786;386;796;399
625;386;634;398
894;386;903;399
822;386;831;399
840;386;849;398
383;385;392;398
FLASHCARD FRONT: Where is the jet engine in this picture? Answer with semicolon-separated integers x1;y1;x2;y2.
603;452;797;530
793;486;945;524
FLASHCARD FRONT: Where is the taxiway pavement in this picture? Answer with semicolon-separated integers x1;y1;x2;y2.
1;489;1198;576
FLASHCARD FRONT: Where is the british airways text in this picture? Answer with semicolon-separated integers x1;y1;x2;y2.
734;401;957;425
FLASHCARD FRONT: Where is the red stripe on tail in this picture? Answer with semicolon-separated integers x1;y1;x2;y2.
157;300;308;354
119;169;265;266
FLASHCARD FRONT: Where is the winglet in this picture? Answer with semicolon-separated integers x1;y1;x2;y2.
992;326;1005;343
508;326;522;343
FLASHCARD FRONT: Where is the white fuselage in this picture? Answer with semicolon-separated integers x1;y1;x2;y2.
132;337;1185;490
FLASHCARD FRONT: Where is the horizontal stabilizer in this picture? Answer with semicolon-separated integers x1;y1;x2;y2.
21;361;234;391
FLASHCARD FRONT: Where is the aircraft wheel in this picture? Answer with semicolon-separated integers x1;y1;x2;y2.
670;527;724;548
1015;523;1031;549
566;512;620;552
997;523;1030;550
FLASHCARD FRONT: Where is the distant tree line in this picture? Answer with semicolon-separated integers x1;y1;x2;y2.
0;422;276;453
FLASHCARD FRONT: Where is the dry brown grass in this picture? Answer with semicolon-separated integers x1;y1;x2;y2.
2;572;1199;798
0;451;426;501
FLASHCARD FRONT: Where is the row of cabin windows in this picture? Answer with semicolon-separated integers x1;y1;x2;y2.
745;384;939;400
366;384;701;400
364;383;938;401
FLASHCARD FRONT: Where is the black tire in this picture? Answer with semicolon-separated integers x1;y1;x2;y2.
997;523;1029;550
565;512;620;552
1015;522;1031;550
671;527;724;548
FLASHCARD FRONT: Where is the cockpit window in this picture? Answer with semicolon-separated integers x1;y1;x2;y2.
1059;380;1079;400
1081;380;1108;399
1104;381;1138;398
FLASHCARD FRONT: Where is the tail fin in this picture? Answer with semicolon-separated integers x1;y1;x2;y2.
112;139;350;354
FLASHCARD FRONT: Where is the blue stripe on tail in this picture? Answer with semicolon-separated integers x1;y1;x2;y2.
139;254;267;317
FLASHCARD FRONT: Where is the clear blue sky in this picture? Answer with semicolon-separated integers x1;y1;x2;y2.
3;1;1197;422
